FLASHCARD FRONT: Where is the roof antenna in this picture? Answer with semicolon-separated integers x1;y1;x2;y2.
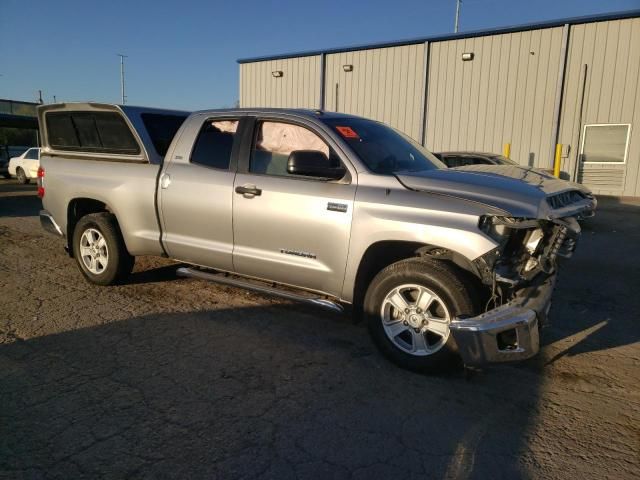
117;54;128;104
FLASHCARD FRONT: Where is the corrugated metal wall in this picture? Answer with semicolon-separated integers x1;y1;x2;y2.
425;27;564;168
239;16;640;196
558;18;640;196
239;55;321;108
324;44;426;141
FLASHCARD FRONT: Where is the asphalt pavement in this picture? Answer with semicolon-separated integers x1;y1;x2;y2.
1;179;638;479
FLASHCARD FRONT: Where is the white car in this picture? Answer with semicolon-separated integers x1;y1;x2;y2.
9;147;40;184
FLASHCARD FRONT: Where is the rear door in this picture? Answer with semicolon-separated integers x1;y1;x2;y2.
231;117;356;296
159;115;244;270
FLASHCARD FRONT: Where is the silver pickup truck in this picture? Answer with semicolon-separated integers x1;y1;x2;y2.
37;103;596;372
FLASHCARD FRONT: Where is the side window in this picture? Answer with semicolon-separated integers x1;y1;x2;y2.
459;157;478;166
25;149;38;160
141;113;188;157
250;121;335;176
190;119;239;170
474;158;492;165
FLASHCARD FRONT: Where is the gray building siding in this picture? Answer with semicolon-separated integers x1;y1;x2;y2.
324;44;426;141
239;12;640;196
558;17;640;196
425;27;564;169
239;55;321;109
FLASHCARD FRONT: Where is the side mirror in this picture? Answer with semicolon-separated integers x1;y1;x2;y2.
287;150;346;180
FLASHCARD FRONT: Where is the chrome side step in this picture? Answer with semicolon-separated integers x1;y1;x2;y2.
176;267;344;314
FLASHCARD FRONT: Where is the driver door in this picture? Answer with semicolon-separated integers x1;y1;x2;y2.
232;118;356;296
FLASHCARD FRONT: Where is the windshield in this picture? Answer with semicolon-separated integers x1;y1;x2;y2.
322;117;445;174
492;154;518;165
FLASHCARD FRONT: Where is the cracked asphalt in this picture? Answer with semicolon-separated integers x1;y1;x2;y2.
0;179;638;479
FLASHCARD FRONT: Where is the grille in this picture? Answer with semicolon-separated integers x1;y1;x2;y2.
546;190;586;210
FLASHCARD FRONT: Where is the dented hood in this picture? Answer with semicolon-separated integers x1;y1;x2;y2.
396;164;595;219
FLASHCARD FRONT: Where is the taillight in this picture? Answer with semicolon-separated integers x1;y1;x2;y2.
37;166;45;198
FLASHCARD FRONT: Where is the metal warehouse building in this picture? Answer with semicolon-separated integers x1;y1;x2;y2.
238;10;640;197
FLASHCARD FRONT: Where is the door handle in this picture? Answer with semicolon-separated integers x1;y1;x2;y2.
235;185;262;197
160;173;171;189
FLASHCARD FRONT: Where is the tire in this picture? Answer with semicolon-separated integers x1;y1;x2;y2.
16;167;30;184
72;213;135;286
364;258;477;373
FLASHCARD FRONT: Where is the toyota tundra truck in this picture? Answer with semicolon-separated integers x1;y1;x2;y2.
36;103;596;372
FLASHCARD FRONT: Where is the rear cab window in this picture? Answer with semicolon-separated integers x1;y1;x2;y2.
46;111;140;155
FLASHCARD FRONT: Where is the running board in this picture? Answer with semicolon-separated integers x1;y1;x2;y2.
176;267;344;314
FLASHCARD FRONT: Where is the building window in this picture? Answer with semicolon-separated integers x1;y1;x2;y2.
581;124;630;164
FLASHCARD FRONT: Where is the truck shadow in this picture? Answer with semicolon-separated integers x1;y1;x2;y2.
0;305;546;479
126;262;185;285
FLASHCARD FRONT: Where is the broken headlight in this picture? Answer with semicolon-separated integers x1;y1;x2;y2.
478;215;512;243
524;228;544;254
479;216;542;242
479;216;548;281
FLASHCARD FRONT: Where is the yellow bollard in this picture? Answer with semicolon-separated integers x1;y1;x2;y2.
503;143;511;159
553;144;562;178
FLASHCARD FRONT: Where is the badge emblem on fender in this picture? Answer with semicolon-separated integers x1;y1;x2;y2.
280;248;317;259
327;202;348;213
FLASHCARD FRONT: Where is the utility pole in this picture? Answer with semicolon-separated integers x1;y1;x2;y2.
38;90;43;104
117;53;128;104
454;0;462;33
53;95;57;103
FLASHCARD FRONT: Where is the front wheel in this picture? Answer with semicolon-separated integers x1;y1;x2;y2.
16;167;30;184
73;213;135;285
364;258;478;373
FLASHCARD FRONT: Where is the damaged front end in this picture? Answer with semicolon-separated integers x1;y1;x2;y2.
450;214;582;366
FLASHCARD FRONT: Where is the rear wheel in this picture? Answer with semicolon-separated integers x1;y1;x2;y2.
16;167;29;184
73;213;134;285
364;258;477;373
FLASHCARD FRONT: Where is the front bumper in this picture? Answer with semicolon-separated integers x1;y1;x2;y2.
450;275;556;365
40;210;64;237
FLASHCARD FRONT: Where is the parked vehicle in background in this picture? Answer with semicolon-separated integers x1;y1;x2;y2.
0;146;10;178
435;151;596;203
37;103;597;373
434;151;518;168
1;146;30;178
9;147;40;184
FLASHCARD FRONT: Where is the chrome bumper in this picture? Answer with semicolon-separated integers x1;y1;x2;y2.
450;275;556;365
40;210;63;237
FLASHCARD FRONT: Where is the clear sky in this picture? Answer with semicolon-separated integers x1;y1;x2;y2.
1;0;639;111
